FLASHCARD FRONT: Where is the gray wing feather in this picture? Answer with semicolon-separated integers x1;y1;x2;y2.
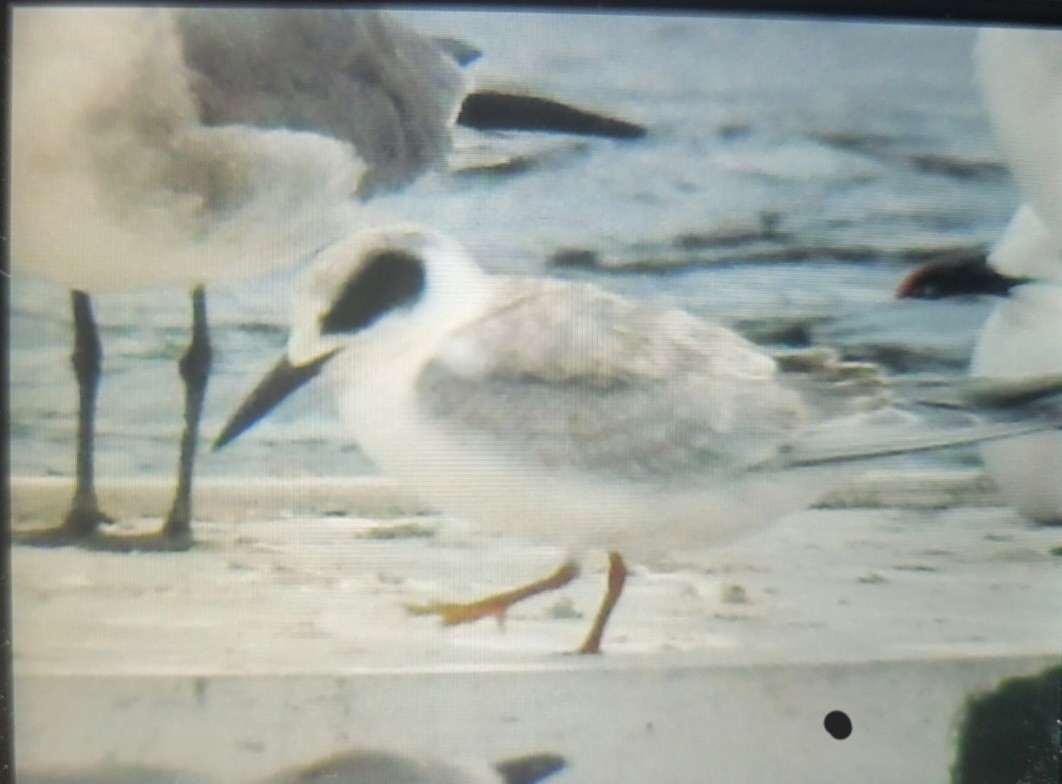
417;278;813;482
173;9;466;198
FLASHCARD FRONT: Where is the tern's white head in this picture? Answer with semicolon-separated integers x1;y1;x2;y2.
215;226;493;448
288;225;493;367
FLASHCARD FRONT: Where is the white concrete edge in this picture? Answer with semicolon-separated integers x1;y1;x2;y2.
13;650;1058;680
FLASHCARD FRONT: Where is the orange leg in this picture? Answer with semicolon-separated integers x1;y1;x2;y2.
409;560;580;625
576;551;628;655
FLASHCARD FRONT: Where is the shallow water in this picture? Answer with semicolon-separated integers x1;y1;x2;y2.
9;10;1020;479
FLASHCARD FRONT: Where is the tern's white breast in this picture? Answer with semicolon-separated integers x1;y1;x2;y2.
971;284;1062;522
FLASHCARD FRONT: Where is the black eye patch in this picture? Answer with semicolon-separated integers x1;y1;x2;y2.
319;250;426;335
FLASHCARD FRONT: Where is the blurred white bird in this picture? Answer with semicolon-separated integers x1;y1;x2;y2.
10;7;645;550
215;226;1060;653
897;28;1062;523
19;749;567;784
256;749;566;784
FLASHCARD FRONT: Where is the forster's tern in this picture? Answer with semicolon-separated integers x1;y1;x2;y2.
216;226;1060;653
898;28;1062;523
10;7;645;551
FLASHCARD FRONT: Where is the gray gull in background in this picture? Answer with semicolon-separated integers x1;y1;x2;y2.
9;7;645;551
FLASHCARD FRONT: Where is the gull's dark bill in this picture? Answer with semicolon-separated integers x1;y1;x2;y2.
457;91;647;139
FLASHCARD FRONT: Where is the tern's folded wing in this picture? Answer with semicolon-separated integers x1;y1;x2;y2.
416;278;808;482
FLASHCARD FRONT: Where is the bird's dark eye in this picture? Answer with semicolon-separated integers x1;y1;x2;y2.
319;250;426;335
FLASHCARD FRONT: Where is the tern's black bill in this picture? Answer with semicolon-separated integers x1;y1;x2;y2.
494;753;567;784
213;350;338;450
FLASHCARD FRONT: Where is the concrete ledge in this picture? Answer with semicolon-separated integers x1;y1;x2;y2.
14;656;1057;784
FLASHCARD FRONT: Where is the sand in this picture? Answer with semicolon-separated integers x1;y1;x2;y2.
11;475;1062;783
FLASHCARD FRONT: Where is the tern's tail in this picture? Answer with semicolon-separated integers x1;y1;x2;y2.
775;419;1057;469
771;369;1062;469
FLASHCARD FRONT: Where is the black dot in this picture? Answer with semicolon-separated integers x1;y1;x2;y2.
824;710;852;739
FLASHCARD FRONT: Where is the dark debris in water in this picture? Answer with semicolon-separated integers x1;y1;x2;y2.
809;129;902;154
673;211;785;250
808;130;1009;183
858;573;888;584
232;321;286;337
906;153;1009;181
716;119;753;140
547;247;601;269
720;584;750;604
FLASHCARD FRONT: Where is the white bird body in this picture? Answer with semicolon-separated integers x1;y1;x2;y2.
985;205;1062;284
10;7;468;291
19;748;567;784
976;29;1062;240
966;29;1062;522
256;749;566;784
971;281;1062;521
